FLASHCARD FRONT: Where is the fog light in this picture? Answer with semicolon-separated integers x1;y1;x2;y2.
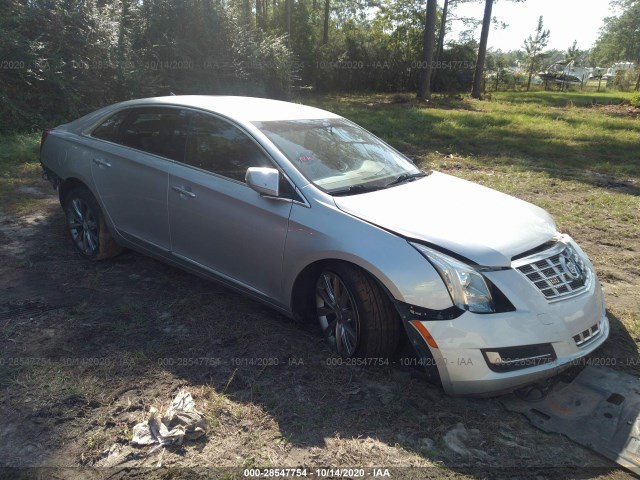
481;344;556;372
485;351;503;365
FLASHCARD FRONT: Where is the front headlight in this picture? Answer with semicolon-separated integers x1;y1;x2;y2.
411;243;495;313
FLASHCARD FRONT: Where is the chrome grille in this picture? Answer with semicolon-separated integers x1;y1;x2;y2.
573;321;601;347
515;244;591;301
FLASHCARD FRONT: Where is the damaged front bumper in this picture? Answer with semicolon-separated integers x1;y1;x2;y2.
396;265;610;396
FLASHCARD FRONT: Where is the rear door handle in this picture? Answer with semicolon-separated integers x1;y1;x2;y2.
172;185;196;198
92;158;111;168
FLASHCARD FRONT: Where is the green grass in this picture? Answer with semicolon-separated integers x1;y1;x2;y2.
490;90;634;107
0;133;40;176
307;91;640;178
0;133;42;215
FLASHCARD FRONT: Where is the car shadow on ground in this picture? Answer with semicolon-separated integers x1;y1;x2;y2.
0;199;626;478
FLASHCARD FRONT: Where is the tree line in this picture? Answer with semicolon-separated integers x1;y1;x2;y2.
0;0;638;132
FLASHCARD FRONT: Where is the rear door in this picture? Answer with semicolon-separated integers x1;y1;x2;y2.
89;107;188;252
167;111;293;301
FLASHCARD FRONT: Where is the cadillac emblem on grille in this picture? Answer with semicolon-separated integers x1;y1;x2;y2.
560;253;581;280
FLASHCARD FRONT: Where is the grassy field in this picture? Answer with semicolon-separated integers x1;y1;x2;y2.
0;91;639;478
305;90;639;177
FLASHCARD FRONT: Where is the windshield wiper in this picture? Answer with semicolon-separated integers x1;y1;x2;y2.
384;171;428;187
330;184;387;196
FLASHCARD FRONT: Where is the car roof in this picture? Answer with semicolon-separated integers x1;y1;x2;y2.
112;95;341;122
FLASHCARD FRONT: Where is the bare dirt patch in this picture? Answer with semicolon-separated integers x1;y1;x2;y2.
0;168;637;479
584;102;640;119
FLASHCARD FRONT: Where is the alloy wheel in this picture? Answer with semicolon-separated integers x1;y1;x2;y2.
67;197;99;256
316;271;360;356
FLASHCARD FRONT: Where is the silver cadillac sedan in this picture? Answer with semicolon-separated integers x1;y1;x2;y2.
39;95;609;395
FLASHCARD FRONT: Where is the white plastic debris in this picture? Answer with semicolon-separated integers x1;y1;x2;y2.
131;390;208;450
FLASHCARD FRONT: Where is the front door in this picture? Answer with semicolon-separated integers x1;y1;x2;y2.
167;111;292;301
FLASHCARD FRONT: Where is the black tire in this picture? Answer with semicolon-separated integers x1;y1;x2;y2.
315;263;400;358
63;186;122;260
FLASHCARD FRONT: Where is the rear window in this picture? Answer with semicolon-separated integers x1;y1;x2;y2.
120;108;189;161
91;110;129;142
91;107;189;162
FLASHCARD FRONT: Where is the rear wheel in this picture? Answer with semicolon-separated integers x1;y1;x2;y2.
315;264;399;358
64;187;122;260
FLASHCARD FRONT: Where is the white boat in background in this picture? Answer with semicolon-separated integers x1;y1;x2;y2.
602;62;635;80
538;60;592;85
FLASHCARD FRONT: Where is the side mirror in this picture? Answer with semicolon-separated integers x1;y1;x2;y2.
246;167;280;197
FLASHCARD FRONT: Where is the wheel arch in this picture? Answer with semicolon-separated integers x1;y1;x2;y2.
58;178;123;259
290;257;440;383
290;258;401;323
58;177;92;206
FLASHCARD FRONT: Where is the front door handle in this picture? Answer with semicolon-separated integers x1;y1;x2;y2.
93;158;111;168
171;185;196;198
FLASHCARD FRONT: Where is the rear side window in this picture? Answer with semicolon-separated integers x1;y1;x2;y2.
185;112;273;182
91;110;129;142
120;108;189;161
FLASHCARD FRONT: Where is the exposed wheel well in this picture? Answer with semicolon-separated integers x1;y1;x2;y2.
58;177;90;206
292;259;417;361
59;180;124;260
290;259;399;322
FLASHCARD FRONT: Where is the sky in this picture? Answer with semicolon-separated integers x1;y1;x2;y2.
449;0;619;52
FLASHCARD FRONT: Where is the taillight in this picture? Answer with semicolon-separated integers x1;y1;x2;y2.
40;128;53;154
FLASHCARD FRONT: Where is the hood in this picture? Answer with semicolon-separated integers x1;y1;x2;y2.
333;171;557;267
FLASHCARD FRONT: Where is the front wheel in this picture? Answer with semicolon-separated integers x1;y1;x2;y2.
315;264;400;358
64;187;122;260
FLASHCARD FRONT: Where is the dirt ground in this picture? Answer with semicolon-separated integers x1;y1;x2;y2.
584;102;640;120
0;164;638;480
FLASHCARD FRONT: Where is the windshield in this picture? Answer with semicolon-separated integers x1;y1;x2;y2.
252;118;421;194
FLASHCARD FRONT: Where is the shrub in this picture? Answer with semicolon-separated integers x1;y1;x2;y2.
391;94;412;104
630;92;640;108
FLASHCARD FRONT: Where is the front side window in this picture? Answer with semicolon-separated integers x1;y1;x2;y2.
185;112;273;182
119;108;189;161
252;118;421;194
